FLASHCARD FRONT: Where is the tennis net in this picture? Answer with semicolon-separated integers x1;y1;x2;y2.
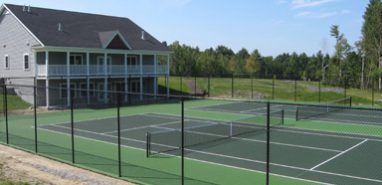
296;97;352;121
146;109;284;157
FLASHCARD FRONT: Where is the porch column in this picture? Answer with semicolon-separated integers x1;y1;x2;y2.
124;54;128;102
104;53;108;103
66;52;70;107
166;54;170;97
86;52;90;105
45;51;49;108
154;54;158;98
139;54;143;100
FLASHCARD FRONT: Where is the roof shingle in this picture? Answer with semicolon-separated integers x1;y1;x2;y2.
4;4;170;51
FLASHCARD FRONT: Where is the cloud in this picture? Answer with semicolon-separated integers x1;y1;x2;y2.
295;11;313;17
295;9;351;18
292;0;337;9
276;0;287;5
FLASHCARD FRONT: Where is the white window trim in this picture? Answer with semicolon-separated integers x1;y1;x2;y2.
23;53;30;71
4;55;9;70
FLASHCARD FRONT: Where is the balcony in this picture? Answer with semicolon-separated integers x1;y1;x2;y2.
37;64;168;77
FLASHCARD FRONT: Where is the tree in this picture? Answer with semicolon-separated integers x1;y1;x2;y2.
362;0;382;89
330;25;351;80
244;51;260;75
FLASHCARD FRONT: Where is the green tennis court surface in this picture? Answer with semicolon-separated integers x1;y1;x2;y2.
2;99;382;185
39;111;382;185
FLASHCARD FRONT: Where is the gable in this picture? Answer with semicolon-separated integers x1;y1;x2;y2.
107;35;129;49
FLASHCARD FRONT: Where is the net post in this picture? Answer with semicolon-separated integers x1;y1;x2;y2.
295;107;299;121
70;90;75;164
34;78;38;153
117;92;122;177
281;109;285;125
146;132;151;158
230;121;233;137
181;98;185;185
4;84;8;144
349;96;352;108
266;101;270;185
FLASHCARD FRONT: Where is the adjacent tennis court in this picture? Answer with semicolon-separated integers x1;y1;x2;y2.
38;111;382;185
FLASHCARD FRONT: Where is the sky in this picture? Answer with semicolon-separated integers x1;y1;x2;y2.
1;0;370;56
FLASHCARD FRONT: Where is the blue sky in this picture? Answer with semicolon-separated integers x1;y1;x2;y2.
1;0;369;56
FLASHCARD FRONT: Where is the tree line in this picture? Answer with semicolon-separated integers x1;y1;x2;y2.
167;0;382;89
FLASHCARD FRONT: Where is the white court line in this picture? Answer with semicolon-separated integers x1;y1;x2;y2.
148;113;380;142
309;139;369;171
152;125;342;153
102;120;180;134
41;124;382;184
38;126;333;185
148;141;382;184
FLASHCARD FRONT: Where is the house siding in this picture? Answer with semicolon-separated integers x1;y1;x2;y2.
0;11;41;79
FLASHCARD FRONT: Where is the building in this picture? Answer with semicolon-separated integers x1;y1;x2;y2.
0;4;171;108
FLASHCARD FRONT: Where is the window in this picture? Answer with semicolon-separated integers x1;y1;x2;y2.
60;83;67;99
4;55;9;70
70;54;84;65
127;56;138;66
24;54;30;70
80;83;87;97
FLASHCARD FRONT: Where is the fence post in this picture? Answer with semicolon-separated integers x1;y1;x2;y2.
208;75;210;97
70;91;75;164
318;81;321;103
4;84;8;144
194;75;197;96
180;75;183;96
181;98;185;185
266;101;270;185
117;93;122;177
231;73;234;98
272;75;275;100
251;74;254;99
372;80;375;107
34;78;38;153
294;79;297;102
344;81;347;98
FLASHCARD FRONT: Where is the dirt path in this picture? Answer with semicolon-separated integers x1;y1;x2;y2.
0;144;135;185
186;78;203;95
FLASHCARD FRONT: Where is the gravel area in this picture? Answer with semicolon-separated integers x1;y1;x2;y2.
0;144;135;185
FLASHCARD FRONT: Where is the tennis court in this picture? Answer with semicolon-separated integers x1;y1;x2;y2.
39;112;382;185
195;100;382;125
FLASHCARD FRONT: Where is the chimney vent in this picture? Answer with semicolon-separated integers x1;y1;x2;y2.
58;23;62;32
22;5;26;12
141;31;145;40
27;5;31;13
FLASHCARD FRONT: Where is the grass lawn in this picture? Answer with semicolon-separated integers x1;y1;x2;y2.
159;76;382;108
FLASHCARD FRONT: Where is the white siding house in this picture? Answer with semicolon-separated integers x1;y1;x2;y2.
0;4;171;108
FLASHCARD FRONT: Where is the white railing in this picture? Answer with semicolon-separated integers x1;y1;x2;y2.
70;65;87;76
109;65;125;75
37;64;168;76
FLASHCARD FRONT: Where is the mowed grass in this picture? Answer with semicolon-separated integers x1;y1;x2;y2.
0;95;30;112
159;76;382;108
